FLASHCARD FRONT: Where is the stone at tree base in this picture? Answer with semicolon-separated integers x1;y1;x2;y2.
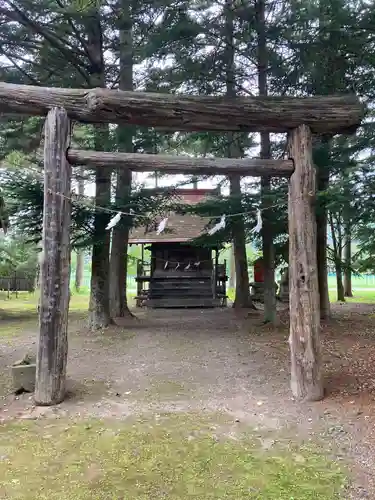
278;268;289;303
250;282;278;303
250;282;265;302
11;362;36;393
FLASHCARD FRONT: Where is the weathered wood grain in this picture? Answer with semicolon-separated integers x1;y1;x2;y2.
67;149;294;177
0;82;364;134
288;124;323;402
35;108;71;406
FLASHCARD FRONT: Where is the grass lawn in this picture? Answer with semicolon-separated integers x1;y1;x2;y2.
228;287;375;304
0;291;137;339
0;414;346;500
0;292;90;339
0;291;89;313
0;290;137;315
329;289;375;304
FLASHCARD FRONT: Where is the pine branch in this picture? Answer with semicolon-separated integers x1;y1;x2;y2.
1;2;91;83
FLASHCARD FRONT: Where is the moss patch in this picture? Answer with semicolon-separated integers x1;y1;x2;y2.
0;413;346;499
137;379;192;401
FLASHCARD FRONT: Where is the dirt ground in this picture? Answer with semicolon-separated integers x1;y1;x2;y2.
2;302;375;498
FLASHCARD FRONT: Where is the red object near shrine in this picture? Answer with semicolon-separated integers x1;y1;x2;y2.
253;258;264;283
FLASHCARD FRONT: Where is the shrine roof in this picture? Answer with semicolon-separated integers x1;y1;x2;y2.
129;188;214;244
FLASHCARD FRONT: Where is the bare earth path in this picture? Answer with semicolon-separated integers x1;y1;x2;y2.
1;304;375;498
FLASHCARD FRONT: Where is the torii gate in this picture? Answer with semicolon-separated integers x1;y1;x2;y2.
0;82;364;405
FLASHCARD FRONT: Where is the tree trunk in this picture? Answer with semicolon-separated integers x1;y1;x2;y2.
86;8;112;329
256;0;276;323
336;263;345;302
109;0;133;318
344;224;353;297
343;163;353;298
337;218;345;302
288;125;323;402
229;244;235;290
329;212;345;302
109;166;132;318
75;166;85;292
224;0;253;309
75;251;84;292
89;147;112;328
35;108;71;406
316;152;331;319
261;176;276;322
74;251;85;293
230;176;253;308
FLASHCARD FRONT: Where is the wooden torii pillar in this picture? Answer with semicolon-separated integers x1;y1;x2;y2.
35;108;72;405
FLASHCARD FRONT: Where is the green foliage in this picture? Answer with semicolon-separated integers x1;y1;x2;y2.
0;236;38;278
65;0;102;13
1;0;375;288
2;162;178;247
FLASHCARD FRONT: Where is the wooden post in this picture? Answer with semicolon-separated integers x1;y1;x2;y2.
35;108;71;406
223;258;227;306
288;125;323;402
214;248;219;298
136;260;142;307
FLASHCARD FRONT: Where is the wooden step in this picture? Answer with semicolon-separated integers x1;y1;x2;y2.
149;292;214;299
146;297;222;308
150;287;213;295
149;285;213;293
151;281;212;289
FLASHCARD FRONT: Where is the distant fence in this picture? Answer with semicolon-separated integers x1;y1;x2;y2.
71;274;137;291
0;276;35;293
0;274;138;295
327;273;375;288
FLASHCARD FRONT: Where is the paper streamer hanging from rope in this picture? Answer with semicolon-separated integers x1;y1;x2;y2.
105;208;135;231
157;217;168;235
106;212;122;230
208;215;226;235
250;209;262;234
